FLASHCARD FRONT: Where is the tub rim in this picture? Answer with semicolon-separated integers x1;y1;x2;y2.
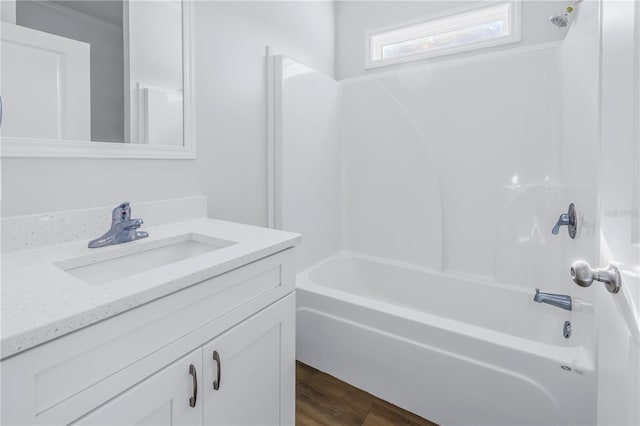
296;251;596;372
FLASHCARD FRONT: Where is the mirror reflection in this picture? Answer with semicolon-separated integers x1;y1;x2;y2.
1;0;184;145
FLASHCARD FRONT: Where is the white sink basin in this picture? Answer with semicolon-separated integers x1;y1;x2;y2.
59;234;236;286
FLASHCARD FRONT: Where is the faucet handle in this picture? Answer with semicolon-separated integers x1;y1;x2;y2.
123;218;144;230
111;202;131;223
552;203;578;239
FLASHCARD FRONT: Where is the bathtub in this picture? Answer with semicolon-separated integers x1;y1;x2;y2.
296;252;597;426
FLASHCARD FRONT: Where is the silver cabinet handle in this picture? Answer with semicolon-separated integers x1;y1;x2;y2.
571;261;622;294
213;350;221;390
189;364;198;408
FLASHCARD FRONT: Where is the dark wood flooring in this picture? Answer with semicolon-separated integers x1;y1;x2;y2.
296;361;438;426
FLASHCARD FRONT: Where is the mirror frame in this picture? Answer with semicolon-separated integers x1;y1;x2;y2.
1;1;195;159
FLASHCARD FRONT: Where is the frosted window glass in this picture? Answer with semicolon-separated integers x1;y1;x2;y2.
368;2;518;67
381;21;505;59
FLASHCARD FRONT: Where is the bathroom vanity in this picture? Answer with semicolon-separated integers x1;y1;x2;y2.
1;205;300;425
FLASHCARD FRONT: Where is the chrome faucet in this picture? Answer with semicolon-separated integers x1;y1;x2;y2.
88;202;149;248
533;288;572;311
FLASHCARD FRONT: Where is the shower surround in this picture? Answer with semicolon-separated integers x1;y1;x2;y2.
271;1;611;424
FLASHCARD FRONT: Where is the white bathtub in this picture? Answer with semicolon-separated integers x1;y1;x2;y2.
296;252;597;426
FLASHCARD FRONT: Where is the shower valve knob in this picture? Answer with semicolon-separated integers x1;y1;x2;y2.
552;203;578;239
570;260;622;294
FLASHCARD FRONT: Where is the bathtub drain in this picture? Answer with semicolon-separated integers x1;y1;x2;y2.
563;321;572;339
561;365;572;371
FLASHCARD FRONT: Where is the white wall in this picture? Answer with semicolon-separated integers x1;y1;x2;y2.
597;1;640;424
193;1;335;226
127;2;181;93
127;0;183;144
1;1;335;222
335;0;567;80
599;0;640;273
1;0;16;24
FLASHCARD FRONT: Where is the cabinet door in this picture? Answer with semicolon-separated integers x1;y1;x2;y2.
74;349;203;426
203;294;295;426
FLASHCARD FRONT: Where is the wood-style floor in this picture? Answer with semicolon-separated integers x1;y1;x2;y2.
296;362;438;426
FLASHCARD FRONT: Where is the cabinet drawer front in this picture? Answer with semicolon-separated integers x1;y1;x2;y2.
1;249;295;425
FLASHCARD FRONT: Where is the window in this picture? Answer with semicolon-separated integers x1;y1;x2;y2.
367;2;521;68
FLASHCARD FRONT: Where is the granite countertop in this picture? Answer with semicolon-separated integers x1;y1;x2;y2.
1;218;300;360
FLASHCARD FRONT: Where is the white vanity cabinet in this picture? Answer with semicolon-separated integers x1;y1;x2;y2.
202;295;295;426
74;349;204;426
1;248;296;426
75;295;294;426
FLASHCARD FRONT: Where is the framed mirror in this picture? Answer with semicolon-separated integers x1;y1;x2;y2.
0;0;195;159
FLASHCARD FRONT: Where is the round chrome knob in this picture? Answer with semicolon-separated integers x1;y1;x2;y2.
570;261;622;294
571;260;594;287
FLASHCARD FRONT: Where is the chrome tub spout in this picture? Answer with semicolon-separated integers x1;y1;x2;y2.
533;288;572;311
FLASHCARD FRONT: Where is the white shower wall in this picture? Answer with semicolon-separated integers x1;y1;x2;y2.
341;45;566;290
340;78;443;270
555;0;601;300
276;57;342;271
275;3;608;297
278;43;569;292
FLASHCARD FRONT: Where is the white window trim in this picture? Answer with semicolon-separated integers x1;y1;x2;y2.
364;1;522;70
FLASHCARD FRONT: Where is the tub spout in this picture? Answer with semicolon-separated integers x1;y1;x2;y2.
534;288;572;311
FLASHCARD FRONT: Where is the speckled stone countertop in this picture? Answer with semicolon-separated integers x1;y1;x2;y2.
1;218;300;360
